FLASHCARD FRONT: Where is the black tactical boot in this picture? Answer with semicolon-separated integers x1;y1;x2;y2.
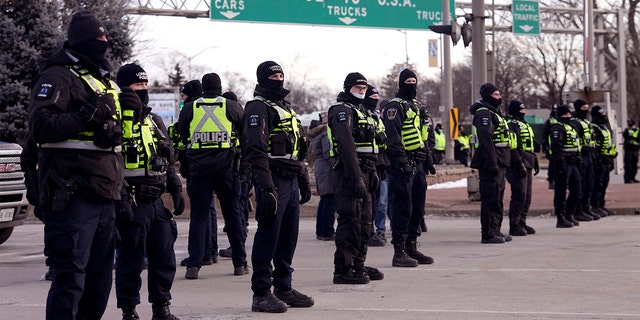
565;212;579;226
252;292;288;313
273;288;314;307
584;209;600;220
592;207;607;217
556;214;574;228
151;302;179;320
392;243;418;267
519;217;536;234
575;212;593;222
361;266;384;280
333;270;370;284
509;224;527;236
405;239;434;264
122;307;139;320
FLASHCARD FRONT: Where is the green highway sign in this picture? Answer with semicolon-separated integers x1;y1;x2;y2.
512;0;540;35
210;0;455;30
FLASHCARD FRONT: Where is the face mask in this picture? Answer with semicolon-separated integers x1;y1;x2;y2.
560;116;571;124
75;39;109;65
362;97;378;111
262;79;284;92
576;108;589;119
351;92;365;100
485;96;502;108
135;89;149;105
398;83;417;100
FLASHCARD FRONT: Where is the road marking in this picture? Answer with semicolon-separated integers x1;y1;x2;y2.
338;307;640;318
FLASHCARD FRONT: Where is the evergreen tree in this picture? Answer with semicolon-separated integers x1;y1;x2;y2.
168;63;185;87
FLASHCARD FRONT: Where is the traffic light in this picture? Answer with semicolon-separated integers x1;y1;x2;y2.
461;22;472;47
428;23;461;45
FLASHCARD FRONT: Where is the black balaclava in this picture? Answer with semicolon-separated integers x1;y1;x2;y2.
181;80;202;103
67;10;109;66
201;73;222;96
398;69;417;100
256;61;285;98
557;104;572;124
591;105;607;124
116;63;149;104
479;83;501;108
343;72;368;105
573;99;589;119
508;100;525;120
222;91;238;102
362;84;379;112
435;123;443;132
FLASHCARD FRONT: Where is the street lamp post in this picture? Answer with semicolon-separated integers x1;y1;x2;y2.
173;46;218;80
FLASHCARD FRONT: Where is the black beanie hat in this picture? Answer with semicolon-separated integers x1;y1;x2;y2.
399;69;417;86
67;10;107;46
557;104;571;117
343;72;367;92
181;80;202;98
222;91;238;102
480;83;499;101
508;100;525;116
574;99;588;110
366;84;379;98
256;61;283;84
116;63;148;87
201;73;222;92
591;105;606;117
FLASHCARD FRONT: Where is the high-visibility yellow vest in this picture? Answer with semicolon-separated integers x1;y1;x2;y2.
188;97;238;149
327;102;379;157
255;96;303;160
593;123;617;156
123;115;166;177
389;97;425;151
473;107;510;148
508;118;535;152
573;118;595;148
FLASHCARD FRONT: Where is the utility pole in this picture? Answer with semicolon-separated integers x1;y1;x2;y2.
441;0;455;164
471;0;487;100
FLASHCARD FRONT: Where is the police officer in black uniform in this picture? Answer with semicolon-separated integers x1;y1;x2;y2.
571;99;599;221
506;100;538;236
327;73;384;284
623;119;640;183
590;106;618;216
242;61;313;313
28;10;125;319
549;104;582;228
177;73;248;279
381;69;436;267
114;63;184;320
470;83;512;243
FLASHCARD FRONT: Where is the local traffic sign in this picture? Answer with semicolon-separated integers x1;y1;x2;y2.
210;0;455;30
512;0;540;35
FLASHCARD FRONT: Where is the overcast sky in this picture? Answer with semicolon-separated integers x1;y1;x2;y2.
133;14;472;97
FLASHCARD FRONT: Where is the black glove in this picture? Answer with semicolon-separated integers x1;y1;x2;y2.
171;191;185;216
297;173;312;205
425;162;436;175
260;187;278;216
81;93;115;125
119;87;143;122
353;176;367;199
534;158;540;176
369;170;380;191
24;170;39;206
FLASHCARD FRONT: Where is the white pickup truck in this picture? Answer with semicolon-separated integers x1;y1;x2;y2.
0;142;29;245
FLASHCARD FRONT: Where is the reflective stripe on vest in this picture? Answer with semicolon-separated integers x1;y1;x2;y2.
574;118;595;148
457;135;470;150
255;96;302;160
593;123;617;156
627;128;639;145
473;107;510;148
434;131;446;151
328;102;379;157
390;98;425;151
41;65;121;152
559;123;581;152
508;118;535;152
188;97;237;149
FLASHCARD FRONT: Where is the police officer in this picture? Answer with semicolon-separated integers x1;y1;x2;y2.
455;125;471;167
470;83;512;243
590;106;618;216
549;104;582;228
542;105;559;189
433;123;446;164
506;100;538;236
381;69;436;266
28;10;125;319
571;99;599;221
242;61;313;313
623;119;639;183
177;73;248;279
328;73;384;284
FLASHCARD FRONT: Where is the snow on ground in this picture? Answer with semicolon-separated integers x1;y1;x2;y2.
428;178;468;190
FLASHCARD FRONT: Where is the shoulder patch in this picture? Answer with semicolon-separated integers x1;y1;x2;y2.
481;117;490;126
386;108;397;120
248;114;260;127
552;130;559;139
36;83;54;100
337;111;347;122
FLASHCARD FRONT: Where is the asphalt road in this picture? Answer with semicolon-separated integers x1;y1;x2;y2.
1;214;639;320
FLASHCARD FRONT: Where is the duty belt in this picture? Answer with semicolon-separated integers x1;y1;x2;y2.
127;184;165;202
357;157;376;172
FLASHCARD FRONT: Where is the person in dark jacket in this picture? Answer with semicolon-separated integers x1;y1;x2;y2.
114;63;184;320
28;10;126;319
328;73;384;284
549;104;583;228
623;119;639;183
469;83;512;244
505;100;538;236
570;99;599;221
308;112;336;241
542;105;559;189
177;73;248;279
381;69;436;266
242;61;313;313
590;106;619;217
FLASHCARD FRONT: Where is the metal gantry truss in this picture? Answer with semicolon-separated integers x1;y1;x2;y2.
125;0;210;17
